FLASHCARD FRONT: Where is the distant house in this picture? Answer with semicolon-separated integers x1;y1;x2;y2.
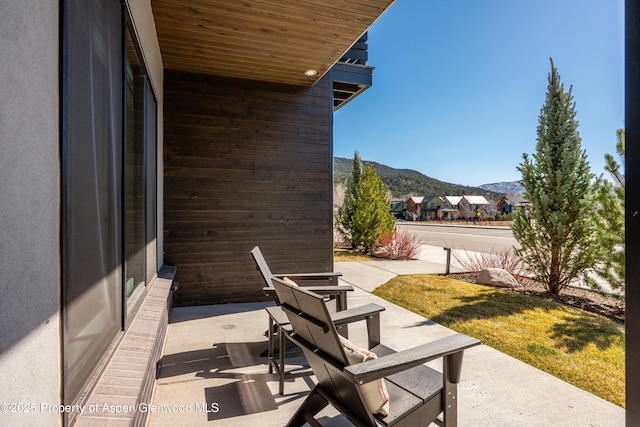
497;196;511;214
406;196;424;220
497;195;530;215
390;199;406;219
401;195;495;221
444;196;463;209
434;196;460;220
458;195;491;218
421;195;444;220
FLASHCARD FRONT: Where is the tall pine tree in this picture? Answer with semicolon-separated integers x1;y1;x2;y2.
513;59;599;294
350;165;395;253
335;152;395;253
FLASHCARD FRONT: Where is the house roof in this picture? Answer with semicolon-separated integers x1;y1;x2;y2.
421;195;441;203
445;196;463;205
390;200;405;212
408;196;424;204
151;0;395;86
496;196;509;209
463;195;490;205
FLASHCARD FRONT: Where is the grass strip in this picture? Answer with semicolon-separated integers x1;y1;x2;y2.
372;274;625;407
333;248;374;262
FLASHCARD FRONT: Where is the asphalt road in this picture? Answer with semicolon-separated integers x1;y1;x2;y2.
396;222;519;253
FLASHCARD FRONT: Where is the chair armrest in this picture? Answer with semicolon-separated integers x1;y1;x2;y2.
330;303;385;326
273;272;342;281
300;285;353;294
345;334;481;385
263;285;353;296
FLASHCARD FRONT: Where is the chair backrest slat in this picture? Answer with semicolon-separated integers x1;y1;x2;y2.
250;246;273;288
274;278;348;365
272;277;376;425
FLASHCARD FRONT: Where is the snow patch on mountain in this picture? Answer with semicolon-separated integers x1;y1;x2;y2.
479;181;524;195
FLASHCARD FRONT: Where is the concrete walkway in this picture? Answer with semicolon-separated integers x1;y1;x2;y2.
148;246;624;426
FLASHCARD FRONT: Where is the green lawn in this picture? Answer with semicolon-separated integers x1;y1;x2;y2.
373;275;625;407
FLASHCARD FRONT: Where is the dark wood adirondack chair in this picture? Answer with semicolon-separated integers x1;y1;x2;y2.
251;246;353;311
271;277;481;427
252;246;376;394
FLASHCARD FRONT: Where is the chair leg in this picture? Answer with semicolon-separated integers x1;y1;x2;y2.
442;382;457;427
286;387;329;427
366;312;381;349
335;292;347;311
279;323;286;395
442;353;460;427
267;316;275;374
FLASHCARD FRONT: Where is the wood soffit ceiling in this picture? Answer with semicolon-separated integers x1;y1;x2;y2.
151;0;394;86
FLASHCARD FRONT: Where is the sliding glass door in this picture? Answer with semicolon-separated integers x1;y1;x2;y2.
62;0;158;408
62;0;123;405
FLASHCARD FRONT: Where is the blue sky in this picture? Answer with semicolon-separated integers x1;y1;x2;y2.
333;0;624;187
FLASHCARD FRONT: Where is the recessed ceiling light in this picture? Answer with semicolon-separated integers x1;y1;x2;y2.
304;69;318;76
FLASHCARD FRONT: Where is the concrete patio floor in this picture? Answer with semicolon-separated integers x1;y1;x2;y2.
148;246;624;426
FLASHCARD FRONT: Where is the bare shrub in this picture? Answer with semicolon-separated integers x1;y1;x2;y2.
452;247;528;279
375;227;421;260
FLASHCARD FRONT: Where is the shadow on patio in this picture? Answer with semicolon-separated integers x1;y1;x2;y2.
149;301;351;426
159;341;293;421
148;271;624;426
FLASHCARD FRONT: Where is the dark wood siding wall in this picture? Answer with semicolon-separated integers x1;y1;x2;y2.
163;70;334;305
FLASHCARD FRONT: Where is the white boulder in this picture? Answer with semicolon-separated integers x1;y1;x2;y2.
476;268;518;288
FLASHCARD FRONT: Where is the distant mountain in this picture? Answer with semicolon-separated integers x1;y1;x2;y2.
479;181;524;195
334;157;501;199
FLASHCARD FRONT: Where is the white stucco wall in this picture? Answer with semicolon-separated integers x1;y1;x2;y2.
0;1;61;426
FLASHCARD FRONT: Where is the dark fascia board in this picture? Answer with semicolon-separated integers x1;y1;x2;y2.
330;63;374;111
331;63;373;86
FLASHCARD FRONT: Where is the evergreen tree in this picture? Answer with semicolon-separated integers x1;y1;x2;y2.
336;151;363;242
590;129;625;290
335;152;395;253
512;59;599;294
350;165;395;253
